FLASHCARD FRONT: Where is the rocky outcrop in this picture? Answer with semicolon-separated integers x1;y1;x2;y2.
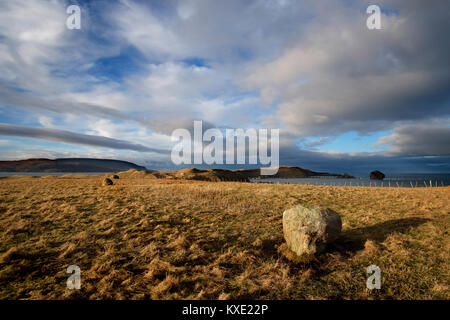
234;166;355;180
116;168;250;182
115;166;355;183
173;168;250;182
370;170;385;180
234;166;316;179
282;205;342;257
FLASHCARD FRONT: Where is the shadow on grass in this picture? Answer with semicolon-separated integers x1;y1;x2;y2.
328;217;431;255
273;217;433;283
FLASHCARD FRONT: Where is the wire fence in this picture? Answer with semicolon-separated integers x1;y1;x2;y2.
253;178;448;188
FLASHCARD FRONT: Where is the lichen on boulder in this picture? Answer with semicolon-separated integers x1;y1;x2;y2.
282;205;342;258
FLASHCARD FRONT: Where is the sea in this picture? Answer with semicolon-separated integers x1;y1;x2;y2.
251;173;450;187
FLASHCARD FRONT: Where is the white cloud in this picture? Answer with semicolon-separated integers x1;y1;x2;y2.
112;0;184;59
38;116;55;128
0;0;68;92
0;139;11;146
0;0;449;166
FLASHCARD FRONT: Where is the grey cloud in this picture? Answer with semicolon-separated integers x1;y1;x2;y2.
0;123;169;154
0;87;139;123
375;123;450;156
111;0;314;63
244;0;450;139
274;141;450;174
145;118;217;136
0;88;220;136
144;139;450;174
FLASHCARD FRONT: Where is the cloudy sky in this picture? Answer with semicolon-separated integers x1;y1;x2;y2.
0;0;449;174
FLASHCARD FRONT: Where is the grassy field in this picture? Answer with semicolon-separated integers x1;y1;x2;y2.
0;175;448;299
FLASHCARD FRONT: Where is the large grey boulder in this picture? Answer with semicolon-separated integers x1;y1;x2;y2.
282;205;342;257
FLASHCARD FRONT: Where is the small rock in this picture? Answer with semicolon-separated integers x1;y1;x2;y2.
102;178;113;186
282;205;342;257
370;170;385;180
111;174;119;179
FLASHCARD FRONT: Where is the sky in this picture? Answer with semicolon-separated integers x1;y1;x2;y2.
0;0;449;174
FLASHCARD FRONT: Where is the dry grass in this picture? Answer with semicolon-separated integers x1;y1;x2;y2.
0;175;448;299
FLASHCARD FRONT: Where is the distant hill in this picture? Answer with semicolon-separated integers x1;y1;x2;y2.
0;158;147;172
112;166;353;182
234;166;353;179
0;159;354;180
234;166;316;178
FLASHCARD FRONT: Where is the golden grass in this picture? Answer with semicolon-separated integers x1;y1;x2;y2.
0;175;448;299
